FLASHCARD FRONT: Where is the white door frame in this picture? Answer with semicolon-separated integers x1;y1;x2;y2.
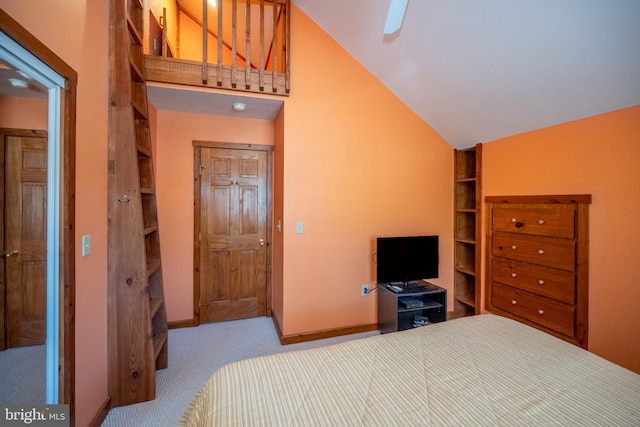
0;32;64;404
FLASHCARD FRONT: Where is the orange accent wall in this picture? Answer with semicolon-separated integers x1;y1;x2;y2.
482;105;640;374
0;96;48;130
273;6;453;335
1;2;110;426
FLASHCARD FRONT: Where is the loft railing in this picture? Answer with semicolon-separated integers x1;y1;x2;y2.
144;0;290;95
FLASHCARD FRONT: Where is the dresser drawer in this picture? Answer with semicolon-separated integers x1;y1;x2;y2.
492;258;575;304
493;233;575;271
493;206;575;238
492;283;575;337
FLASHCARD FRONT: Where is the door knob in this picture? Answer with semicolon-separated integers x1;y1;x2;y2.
259;239;265;246
4;250;19;257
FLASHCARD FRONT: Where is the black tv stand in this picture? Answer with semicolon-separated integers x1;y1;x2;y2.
378;281;446;333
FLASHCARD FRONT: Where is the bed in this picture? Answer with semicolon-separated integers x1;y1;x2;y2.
180;314;640;426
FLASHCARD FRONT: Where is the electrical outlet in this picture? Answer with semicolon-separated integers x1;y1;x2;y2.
361;284;369;296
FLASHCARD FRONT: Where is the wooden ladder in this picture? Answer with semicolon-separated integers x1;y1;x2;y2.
108;0;168;406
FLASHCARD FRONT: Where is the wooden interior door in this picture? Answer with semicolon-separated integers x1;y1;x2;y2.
199;147;268;323
3;131;48;348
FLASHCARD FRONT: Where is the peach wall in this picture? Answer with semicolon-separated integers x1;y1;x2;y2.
482;105;640;374
276;6;453;335
154;110;274;322
0;96;48;130
153;5;453;337
0;2;110;426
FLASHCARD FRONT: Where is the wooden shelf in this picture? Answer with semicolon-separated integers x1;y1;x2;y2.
455;295;476;308
453;144;482;317
455;266;476;276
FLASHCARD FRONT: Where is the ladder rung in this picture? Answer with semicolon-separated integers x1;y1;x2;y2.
132;100;148;120
137;145;152;157
147;259;161;276
126;17;143;46
149;297;164;318
130;60;144;83
152;332;168;360
144;225;159;236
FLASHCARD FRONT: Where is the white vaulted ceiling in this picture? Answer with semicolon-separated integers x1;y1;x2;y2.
292;0;640;149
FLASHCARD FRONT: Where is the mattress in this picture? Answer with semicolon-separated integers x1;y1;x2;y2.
180;314;640;426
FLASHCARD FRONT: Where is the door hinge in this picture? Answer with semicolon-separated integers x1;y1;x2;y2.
199;164;206;175
198;232;202;242
198;298;201;308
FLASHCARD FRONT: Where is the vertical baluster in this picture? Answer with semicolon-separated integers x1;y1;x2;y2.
259;0;265;91
217;0;223;86
202;0;208;84
245;0;251;89
232;0;237;88
272;0;278;92
162;8;168;57
285;0;290;93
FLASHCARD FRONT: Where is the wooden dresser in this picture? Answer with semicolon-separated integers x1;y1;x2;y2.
485;195;591;348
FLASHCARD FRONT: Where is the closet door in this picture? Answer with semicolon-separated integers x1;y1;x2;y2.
198;147;268;323
5;133;48;348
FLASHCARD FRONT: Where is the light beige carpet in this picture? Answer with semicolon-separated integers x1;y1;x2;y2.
102;316;379;427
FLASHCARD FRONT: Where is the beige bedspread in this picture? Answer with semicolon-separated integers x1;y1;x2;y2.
180;314;640;426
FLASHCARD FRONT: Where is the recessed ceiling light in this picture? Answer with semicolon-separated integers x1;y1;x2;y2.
208;0;217;6
9;78;29;88
232;102;246;112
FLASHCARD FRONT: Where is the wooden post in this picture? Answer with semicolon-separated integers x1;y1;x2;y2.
272;0;278;92
245;0;251;89
285;0;290;93
259;0;265;90
202;0;208;84
232;0;237;87
217;0;223;86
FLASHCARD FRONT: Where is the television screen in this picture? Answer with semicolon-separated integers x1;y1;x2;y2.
376;236;438;285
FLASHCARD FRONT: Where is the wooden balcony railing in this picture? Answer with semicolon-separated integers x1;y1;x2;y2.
144;0;290;96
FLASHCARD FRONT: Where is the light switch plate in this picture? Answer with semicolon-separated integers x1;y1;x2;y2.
296;222;303;234
82;235;91;256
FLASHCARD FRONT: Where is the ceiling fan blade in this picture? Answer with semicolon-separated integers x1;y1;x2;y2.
384;0;409;35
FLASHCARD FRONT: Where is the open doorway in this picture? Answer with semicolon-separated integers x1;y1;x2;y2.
0;9;76;415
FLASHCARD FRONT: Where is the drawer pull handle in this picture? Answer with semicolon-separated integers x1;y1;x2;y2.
511;272;517;278
538;219;545;225
538;309;545;315
511;300;517;305
511;245;517;250
538;249;545;255
515;222;523;228
538;279;545;285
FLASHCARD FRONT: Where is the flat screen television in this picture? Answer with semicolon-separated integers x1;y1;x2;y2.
376;235;438;285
